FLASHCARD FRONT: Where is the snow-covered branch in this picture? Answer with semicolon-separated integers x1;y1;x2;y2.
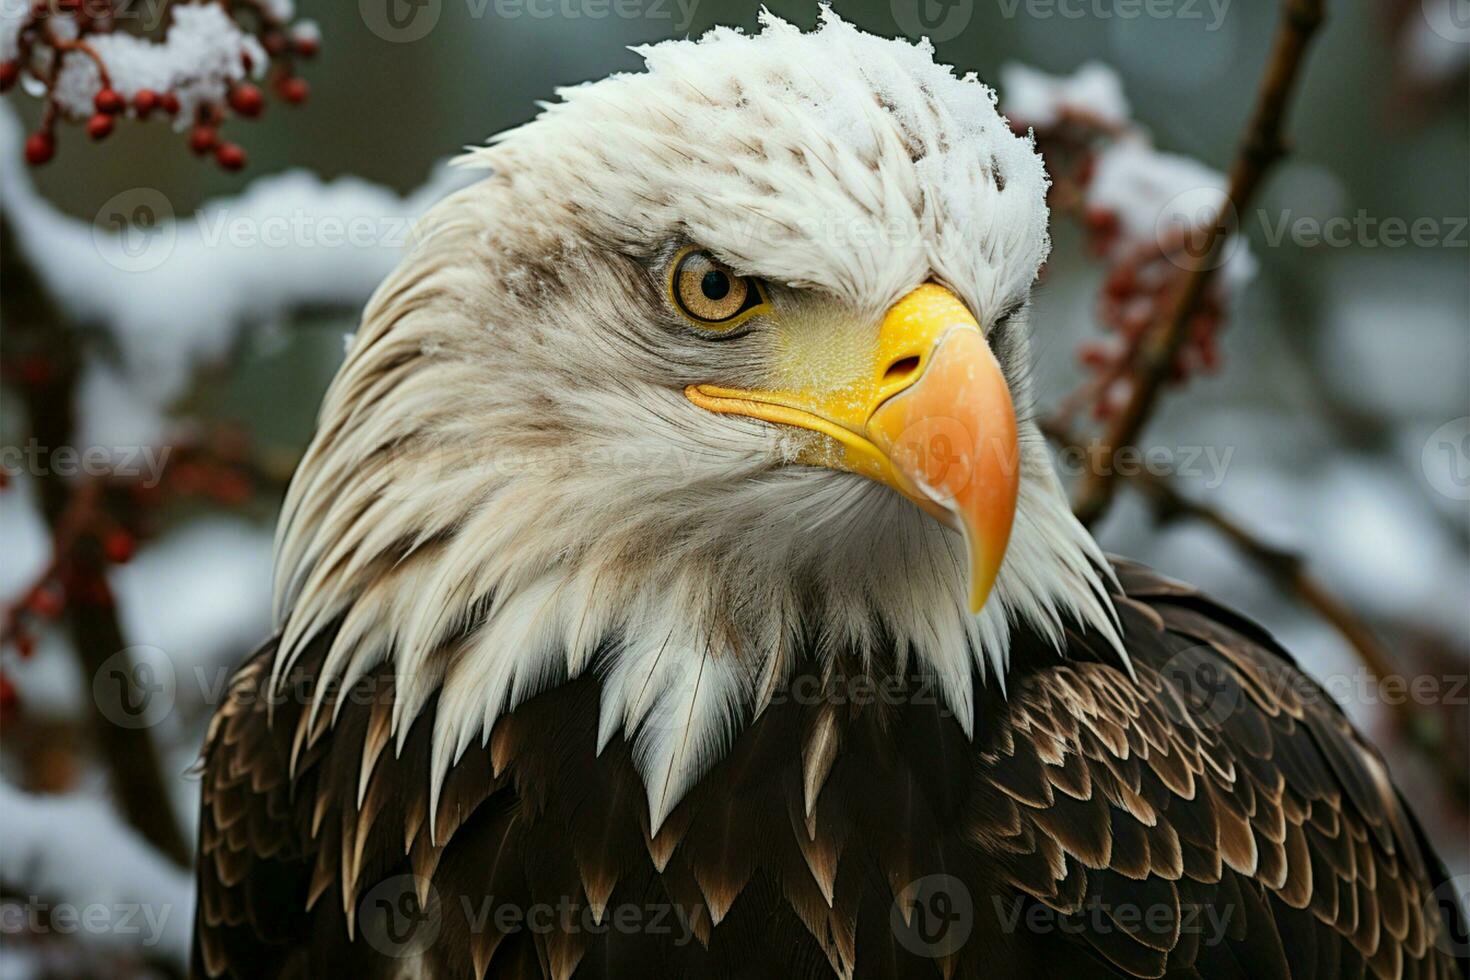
2;0;318;168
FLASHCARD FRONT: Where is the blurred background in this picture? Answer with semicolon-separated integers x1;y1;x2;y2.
1;0;1466;975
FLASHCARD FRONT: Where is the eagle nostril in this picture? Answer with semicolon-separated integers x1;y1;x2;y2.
882;355;922;385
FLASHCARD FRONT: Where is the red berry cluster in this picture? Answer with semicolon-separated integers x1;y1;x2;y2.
1;0;318;171
0;349;271;716
1015;115;1234;424
0;426;266;712
1062;208;1227;419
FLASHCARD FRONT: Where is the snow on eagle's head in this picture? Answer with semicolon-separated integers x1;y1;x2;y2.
272;10;1120;827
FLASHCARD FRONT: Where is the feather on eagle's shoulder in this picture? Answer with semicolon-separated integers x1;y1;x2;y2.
192;561;1467;979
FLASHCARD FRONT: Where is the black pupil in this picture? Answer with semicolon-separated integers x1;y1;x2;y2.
701;270;731;301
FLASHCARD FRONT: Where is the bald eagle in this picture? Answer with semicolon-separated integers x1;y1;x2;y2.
192;12;1466;980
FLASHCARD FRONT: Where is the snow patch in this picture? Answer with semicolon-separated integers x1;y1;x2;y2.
999;62;1131;129
0;780;193;964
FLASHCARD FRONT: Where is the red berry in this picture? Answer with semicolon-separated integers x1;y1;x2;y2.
1104;266;1137;301
94;87;125;114
27;586;64;619
277;76;309;104
0;61;18;92
102;529;136;564
208;470;252;504
159;91;181;115
188;125;217;156
227;83;264;117
262;31;287;56
1078;343;1112;369
293;35;320;58
215;141;246;171
1084;207;1119;235
87;112;114;140
133;88;159;117
24;131;55;166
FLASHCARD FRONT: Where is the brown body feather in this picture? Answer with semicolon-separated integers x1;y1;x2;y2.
192;561;1467;979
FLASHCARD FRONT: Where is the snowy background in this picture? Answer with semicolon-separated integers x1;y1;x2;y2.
1;1;1466;976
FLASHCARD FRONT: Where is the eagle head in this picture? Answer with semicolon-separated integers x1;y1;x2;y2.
272;10;1121;826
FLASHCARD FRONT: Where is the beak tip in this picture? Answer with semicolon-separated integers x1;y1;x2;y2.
967;578;994;616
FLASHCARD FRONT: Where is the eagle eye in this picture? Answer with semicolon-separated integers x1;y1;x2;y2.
669;247;768;331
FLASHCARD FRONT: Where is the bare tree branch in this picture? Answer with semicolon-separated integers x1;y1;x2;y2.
1071;0;1327;526
1;216;190;868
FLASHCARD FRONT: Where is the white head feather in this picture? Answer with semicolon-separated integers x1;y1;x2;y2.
271;9;1121;830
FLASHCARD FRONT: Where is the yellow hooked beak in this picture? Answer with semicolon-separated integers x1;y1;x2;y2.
685;283;1020;614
